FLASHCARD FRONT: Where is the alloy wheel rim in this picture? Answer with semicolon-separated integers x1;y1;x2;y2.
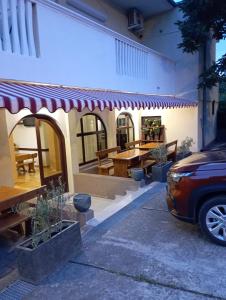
206;205;226;241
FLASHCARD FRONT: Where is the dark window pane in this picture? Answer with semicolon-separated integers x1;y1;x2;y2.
116;113;134;149
98;132;107;150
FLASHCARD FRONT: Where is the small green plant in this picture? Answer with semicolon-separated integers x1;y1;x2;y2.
30;177;67;249
178;137;194;157
150;144;167;164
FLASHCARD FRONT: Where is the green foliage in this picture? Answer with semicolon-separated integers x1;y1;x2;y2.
178;137;194;156
199;55;226;88
150;144;167;164
30;177;67;249
176;0;226;88
219;79;226;102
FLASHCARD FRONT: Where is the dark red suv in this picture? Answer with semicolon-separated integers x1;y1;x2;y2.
166;150;226;246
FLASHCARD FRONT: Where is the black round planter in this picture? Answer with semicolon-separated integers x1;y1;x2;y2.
73;194;91;212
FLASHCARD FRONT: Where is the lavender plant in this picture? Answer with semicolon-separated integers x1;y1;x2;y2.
178;137;194;158
150;144;167;165
30;177;68;249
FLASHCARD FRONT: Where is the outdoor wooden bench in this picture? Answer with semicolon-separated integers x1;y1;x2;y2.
166;140;178;162
0;212;31;236
139;152;156;175
125;140;143;149
96;146;121;175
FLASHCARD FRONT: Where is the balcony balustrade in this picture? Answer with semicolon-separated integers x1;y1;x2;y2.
0;0;175;94
0;0;38;57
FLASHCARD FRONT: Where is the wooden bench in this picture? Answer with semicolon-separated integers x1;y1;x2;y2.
96;146;121;175
139;152;156;175
125;140;143;149
16;161;35;173
0;213;32;236
166;140;178;162
15;153;37;173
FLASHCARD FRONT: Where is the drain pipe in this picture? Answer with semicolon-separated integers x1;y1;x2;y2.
202;43;207;150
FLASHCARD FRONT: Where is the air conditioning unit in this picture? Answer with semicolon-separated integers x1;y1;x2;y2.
128;8;144;32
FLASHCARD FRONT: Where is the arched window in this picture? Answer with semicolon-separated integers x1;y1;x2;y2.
116;113;134;149
77;114;107;165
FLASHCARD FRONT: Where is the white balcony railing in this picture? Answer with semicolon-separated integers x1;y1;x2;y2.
0;0;39;57
115;38;148;79
0;0;176;95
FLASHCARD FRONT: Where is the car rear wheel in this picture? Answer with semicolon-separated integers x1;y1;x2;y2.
199;196;226;246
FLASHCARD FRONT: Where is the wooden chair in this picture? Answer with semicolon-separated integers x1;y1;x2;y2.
165;140;178;162
125;140;143;149
139;152;156;175
96;146;121;175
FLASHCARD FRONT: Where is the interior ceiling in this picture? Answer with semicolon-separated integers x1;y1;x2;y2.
105;0;175;19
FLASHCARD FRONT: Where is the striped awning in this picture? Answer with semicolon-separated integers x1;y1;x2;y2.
0;81;197;114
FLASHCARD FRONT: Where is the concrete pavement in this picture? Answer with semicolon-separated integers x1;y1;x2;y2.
23;183;226;299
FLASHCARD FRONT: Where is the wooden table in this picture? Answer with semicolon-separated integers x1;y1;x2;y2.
15;152;37;173
139;142;162;150
0;186;46;236
109;149;149;177
0;185;44;212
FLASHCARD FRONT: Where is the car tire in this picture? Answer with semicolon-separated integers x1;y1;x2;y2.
199;196;226;246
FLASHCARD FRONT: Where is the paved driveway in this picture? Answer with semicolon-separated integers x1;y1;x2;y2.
23;183;225;299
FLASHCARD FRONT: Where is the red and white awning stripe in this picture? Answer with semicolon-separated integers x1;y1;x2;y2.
0;81;197;114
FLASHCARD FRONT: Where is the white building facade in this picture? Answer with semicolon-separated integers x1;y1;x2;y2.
0;0;218;193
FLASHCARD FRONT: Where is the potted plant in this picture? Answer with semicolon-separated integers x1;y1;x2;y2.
16;178;82;283
142;127;150;140
151;144;173;182
153;125;160;140
177;137;194;161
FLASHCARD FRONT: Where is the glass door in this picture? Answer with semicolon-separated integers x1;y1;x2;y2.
35;118;68;190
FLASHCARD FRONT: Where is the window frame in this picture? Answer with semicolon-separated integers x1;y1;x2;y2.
77;113;107;165
116;112;135;149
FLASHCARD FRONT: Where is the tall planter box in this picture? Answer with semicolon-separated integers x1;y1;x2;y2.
152;161;173;182
16;220;82;283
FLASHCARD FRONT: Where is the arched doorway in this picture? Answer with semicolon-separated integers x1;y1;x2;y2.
10;115;68;190
116;113;135;149
77;113;107;165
